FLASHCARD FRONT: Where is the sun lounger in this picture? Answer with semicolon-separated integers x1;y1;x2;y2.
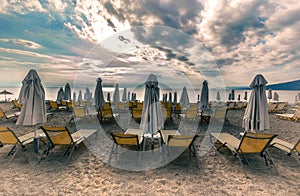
274;109;300;122
270;138;300;162
164;134;199;167
39;126;97;164
0;127;40;160
210;132;278;177
0;108;20;120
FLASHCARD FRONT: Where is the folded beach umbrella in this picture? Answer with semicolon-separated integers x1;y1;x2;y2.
244;91;248;101
216;91;221;101
168;92;172;103
94;77;105;110
140;74;164;140
84;88;92;101
73;92;76;102
107;92;111;102
273;92;279;102
267;89;272;101
122;87;127;102
231;89;235;100
173;91;177;104
78;90;82;102
199;80;209;109
242;74;269;132
113;83;120;104
179;86;190;108
56;87;64;102
16;69;47;152
64;83;72;101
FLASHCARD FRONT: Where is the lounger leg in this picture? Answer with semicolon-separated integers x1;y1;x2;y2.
38;143;51;164
108;143;115;163
66;144;77;164
9;146;20;161
7;145;18;156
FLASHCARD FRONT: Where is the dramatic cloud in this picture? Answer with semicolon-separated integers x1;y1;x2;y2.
0;0;299;88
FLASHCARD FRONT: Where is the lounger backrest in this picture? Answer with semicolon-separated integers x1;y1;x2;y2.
0;108;6;119
214;107;227;120
186;108;198;119
294;109;300;118
41;126;74;145
167;135;197;147
12;100;22;110
238;133;277;154
293;139;300;153
73;107;86;118
111;133;139;147
101;108;113;118
0;127;20;144
49;101;58;109
103;102;111;110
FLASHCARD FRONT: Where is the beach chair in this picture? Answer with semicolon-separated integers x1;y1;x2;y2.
164;134;199;167
274;109;300;122
39;126;97;164
109;133;142;164
131;108;142;122
12;99;22;111
98;108;115;123
185;107;198;121
210;132;278;177
70;107;86;123
272;103;286;113
0;107;20;120
268;103;278;113
211;107;229;125
270;138;300;162
0;127;36;160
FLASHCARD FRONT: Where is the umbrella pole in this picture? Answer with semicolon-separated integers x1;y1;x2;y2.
33;125;39;153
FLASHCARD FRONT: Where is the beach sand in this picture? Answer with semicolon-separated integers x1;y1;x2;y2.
0;102;299;195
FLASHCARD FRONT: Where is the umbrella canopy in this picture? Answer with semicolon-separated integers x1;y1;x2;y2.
122;87;127;101
56;87;64;102
173;91;177;104
94;77;105;109
228;93;231;100
73;92;76;102
244;91;248;100
0;89;13;102
107;92;111;102
78;90;82;102
168;92;172;102
273;92;279;101
199;80;209;109
216;91;221;101
231;89;235;100
267;89;272;100
242;74;269;132
64;83;72;101
16;69;47;126
179;86;190;108
84;88;92;101
238;94;241;101
140;74;164;135
113;83;120;104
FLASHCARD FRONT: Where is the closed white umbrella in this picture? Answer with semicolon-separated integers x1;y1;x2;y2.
216;91;221;101
78;90;82;102
122;87;127;102
243;74;269;132
64;83;72;101
16;69;47;152
199;80;209;109
140;74;164;149
94;77;105;110
179;86;190;108
173;91;178;104
56;87;64;102
113;83;120;104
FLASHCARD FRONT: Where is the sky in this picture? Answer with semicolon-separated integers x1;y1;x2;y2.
0;0;299;90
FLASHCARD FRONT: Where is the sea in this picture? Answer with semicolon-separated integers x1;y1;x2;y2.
1;86;299;104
